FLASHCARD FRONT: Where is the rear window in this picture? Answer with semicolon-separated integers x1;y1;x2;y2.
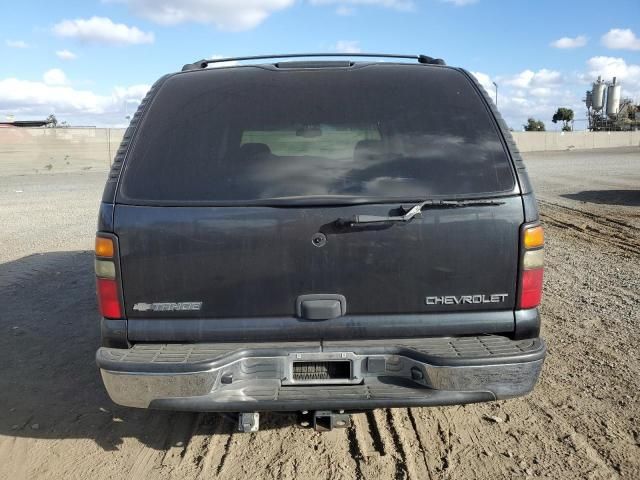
119;65;515;204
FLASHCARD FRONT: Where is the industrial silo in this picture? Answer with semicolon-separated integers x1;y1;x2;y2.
591;76;606;111
585;90;593;109
606;77;621;117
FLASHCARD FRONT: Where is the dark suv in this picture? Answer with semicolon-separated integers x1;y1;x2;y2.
95;54;545;431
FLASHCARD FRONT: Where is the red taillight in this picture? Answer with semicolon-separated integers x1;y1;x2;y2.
519;224;544;309
520;268;543;309
96;278;122;319
95;233;123;319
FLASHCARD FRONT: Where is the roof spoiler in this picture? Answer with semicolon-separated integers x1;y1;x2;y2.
181;53;446;72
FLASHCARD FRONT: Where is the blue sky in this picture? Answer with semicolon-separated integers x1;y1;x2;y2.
1;0;639;128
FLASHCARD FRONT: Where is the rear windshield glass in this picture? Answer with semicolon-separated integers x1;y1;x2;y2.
119;65;515;204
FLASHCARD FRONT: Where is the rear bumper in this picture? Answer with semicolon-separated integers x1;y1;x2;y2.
96;336;545;412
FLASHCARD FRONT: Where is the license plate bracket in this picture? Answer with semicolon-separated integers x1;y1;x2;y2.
282;352;362;385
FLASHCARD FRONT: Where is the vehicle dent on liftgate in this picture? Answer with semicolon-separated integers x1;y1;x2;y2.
95;53;545;432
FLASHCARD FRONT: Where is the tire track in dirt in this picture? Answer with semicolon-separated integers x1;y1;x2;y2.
529;211;638;478
0;437;30;480
525;397;620;479
351;412;381;461
214;432;234;476
538;199;640;232
405;408;435;480
128;414;176;480
346;421;365;480
371;408;408;479
143;413;236;480
347;411;402;480
538;199;640;255
129;413;219;480
435;415;453;474
181;413;363;479
161;413;202;470
382;408;434;480
186;415;235;479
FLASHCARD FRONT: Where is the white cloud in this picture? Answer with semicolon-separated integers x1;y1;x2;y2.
586;56;640;82
490;57;640;129
550;35;587;49
310;0;414;11
113;0;414;29
52;16;154;45
334;40;361;53
206;54;239;68
503;69;562;89
336;5;355;15
43;69;67;86
441;0;478;6
56;49;77;60
6;40;29;48
112;0;294;31
497;57;640;128
0;73;150;126
586;56;640;98
473;69;581;130
601;28;640;51
471;71;494;93
529;87;553;98
113;84;151;103
497;92;582;131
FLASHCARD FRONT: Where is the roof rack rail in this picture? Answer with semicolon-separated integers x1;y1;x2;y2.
181;53;445;72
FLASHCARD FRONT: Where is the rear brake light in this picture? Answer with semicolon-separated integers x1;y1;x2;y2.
96;278;122;318
95;234;123;319
520;268;543;309
519;225;544;309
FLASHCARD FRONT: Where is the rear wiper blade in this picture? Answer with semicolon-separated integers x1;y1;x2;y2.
336;199;505;226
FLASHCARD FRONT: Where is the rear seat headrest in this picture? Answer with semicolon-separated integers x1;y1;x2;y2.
354;139;383;161
239;142;271;158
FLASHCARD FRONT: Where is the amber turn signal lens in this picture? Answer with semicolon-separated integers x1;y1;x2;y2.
523;226;544;249
95;236;114;257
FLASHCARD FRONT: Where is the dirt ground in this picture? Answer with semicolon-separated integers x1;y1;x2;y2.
0;149;638;479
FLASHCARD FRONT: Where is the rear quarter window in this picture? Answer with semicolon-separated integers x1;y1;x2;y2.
118;65;515;204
